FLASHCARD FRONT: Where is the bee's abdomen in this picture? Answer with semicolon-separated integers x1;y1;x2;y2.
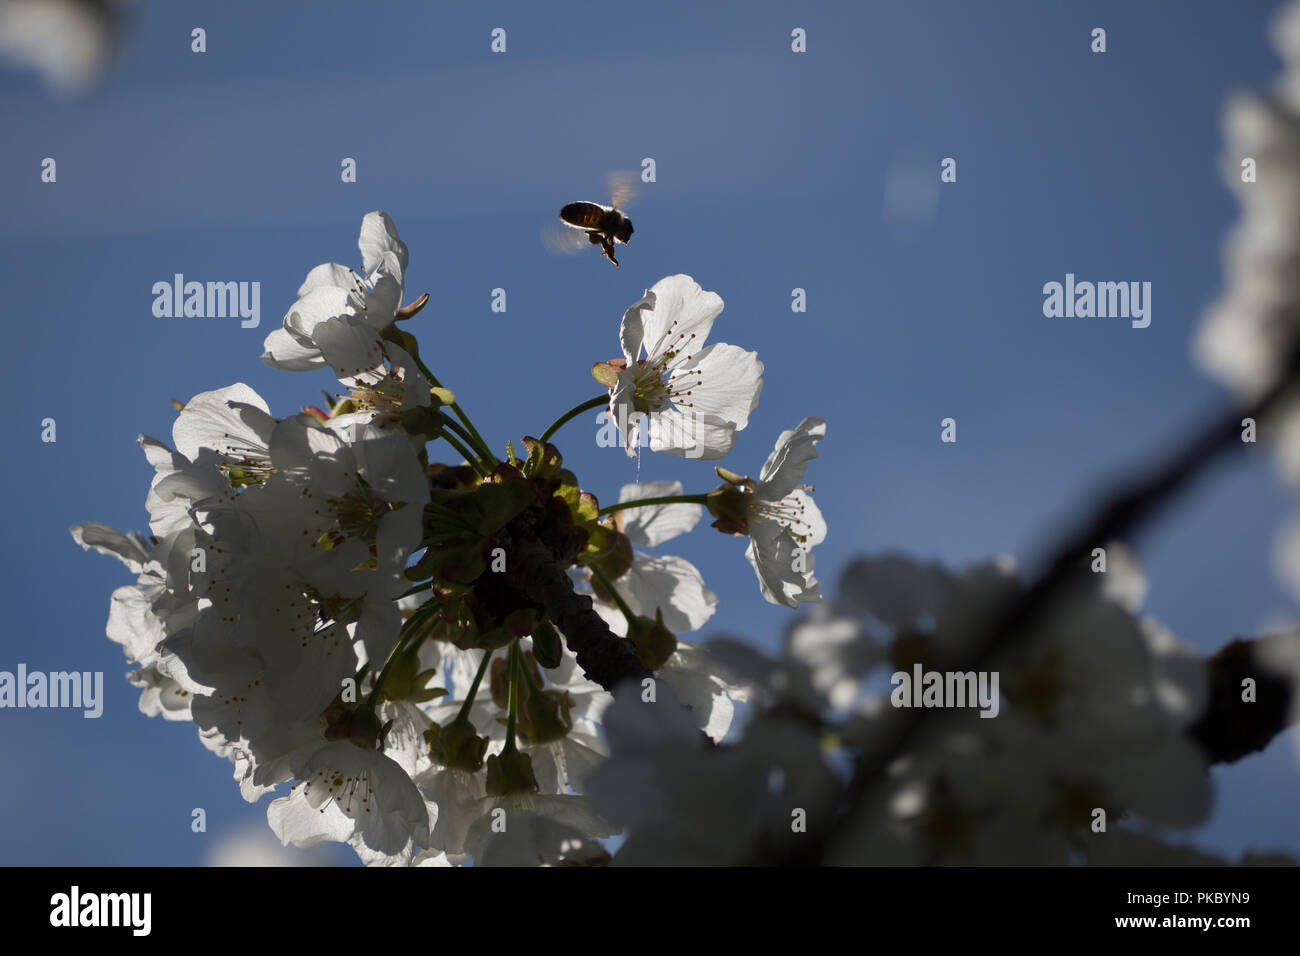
560;202;609;230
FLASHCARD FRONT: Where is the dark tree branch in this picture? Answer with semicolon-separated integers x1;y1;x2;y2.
499;515;650;693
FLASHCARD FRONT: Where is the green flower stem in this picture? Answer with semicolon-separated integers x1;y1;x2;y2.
588;564;637;629
597;493;710;518
538;395;608;445
503;641;521;754
450;405;497;466
366;601;439;710
443;418;486;459
454;649;494;724
519;642;545;693
407;348;498;466
439;430;490;478
366;640;409;711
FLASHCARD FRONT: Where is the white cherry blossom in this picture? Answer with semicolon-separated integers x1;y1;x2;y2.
608;274;763;460
740;417;828;608
591;480;717;636
268;741;430;866
262;212;410;385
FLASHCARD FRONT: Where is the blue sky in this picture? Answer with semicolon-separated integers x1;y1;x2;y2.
1;0;1296;864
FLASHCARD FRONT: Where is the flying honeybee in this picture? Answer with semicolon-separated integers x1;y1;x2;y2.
545;172;637;267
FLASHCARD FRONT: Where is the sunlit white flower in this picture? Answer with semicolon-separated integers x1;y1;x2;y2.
70;522;204;720
163;587;356;800
591;480;717;635
268;741;430;866
200;416;429;665
171;383;278;487
323;343;434;433
262;212;410;385
416;764;484;861
569;481;747;738
607;274;762;460
725;417;827;608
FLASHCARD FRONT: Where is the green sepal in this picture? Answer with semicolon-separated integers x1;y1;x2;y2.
591;361;623;388
706;483;753;537
485;749;540;796
627;608;678;671
531;618;564;669
520;688;575;744
425;718;490;773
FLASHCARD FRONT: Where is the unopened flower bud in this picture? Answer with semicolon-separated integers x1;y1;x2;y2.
425;717;489;773
486;749;539;796
531;617;564;669
626;608;677;670
520;688;575;744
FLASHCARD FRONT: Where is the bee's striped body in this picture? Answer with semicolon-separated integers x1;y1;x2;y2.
557;199;634;267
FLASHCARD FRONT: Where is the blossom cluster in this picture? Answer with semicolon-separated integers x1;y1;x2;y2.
72;213;827;865
586;546;1222;865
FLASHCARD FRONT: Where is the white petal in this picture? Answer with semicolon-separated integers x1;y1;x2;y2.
745;523;821;608
616;480;699;547
315;318;387;387
591;597;628;637
619;291;653;363
261;327;328;372
646;407;736;460
670;342;763;431
106;584;164;662
557;733;608;792
609;372;643;458
172;384;275;463
125;664;194;721
284;285;356;340
358;211;409;279
269;742;429;857
637;274;723;363
616;554;718;634
783;488;827;548
361;253;404;326
69;523;151;574
417;767;485;856
268;415;346;477
758;417;826;500
297;262;357;298
659;655;735;740
355;431;430;509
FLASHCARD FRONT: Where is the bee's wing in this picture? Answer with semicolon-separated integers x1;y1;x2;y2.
542;222;592;255
606;170;639;209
